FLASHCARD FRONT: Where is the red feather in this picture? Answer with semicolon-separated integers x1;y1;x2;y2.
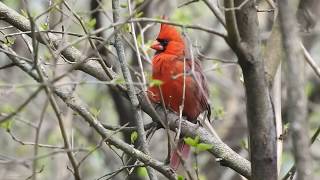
148;23;211;170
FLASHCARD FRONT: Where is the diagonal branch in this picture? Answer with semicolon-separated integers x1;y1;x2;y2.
0;43;177;180
111;0;157;180
202;0;226;27
0;87;43;124
0;2;251;178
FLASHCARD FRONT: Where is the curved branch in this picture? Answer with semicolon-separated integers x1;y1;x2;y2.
0;43;176;180
111;0;157;179
0;2;251;178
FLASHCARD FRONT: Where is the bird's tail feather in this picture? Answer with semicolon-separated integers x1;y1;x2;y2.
170;140;190;171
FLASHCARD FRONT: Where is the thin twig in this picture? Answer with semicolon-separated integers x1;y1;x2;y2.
127;0;147;91
178;0;199;8
0;2;251;177
0;87;43;124
202;0;226;27
111;0;158;179
77;123;129;168
7;130;64;149
31;98;49;180
63;1;112;80
0;62;16;69
130;18;227;38
300;41;320;78
97;164;145;180
0;149;87;165
282;42;320;180
4;30;105;41
23;3;81;178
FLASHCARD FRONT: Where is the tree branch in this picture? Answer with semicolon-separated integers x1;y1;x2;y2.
224;0;277;179
279;1;313;179
0;2;251;178
0;43;177;180
111;0;157;179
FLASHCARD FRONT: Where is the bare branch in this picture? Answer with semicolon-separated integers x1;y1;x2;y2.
202;0;226;27
111;0;157;179
224;0;277;179
0;2;251;178
300;41;320;78
279;1;313;180
0;87;43;124
0;43;177;180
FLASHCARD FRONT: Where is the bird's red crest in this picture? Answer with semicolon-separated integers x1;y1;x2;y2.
158;23;184;43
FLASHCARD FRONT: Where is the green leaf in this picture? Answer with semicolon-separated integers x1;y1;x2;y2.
44;51;52;61
136;34;142;46
1;104;14;113
131;131;138;144
0;120;12;131
40;23;49;30
85;18;96;30
135;0;144;4
284;123;290;131
114;77;125;84
135;11;144;18
149;79;163;87
240;139;248;150
123;24;131;33
137;167;147;177
305;82;314;97
213;106;224;119
54;0;63;3
171;9;192;24
90;107;101;118
5;37;16;47
20;9;28;18
196;143;213;152
184;136;200;147
177;174;185;180
215;63;223;75
184;137;195;146
195;136;200;144
199;175;207;180
120;3;128;8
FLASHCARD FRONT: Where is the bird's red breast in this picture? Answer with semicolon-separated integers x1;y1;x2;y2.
148;23;211;170
148;23;210;122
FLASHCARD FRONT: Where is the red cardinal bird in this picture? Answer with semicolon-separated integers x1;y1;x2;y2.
148;23;211;170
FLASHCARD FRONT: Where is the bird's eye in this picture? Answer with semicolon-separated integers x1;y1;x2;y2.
157;39;169;47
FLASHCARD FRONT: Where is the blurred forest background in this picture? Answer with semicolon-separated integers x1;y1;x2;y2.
0;0;320;180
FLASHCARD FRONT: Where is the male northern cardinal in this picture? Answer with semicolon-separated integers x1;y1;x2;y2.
148;23;211;170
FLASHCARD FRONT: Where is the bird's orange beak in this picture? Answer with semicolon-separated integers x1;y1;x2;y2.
150;40;164;51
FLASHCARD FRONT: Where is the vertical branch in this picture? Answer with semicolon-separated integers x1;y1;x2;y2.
22;1;81;178
224;0;277;179
0;43;176;180
263;18;283;176
111;0;158;180
202;0;226;27
272;64;282;175
278;1;313;180
127;0;147;91
32;98;49;180
46;91;81;180
89;1;141;179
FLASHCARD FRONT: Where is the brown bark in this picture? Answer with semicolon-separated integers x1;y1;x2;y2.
224;0;277;179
